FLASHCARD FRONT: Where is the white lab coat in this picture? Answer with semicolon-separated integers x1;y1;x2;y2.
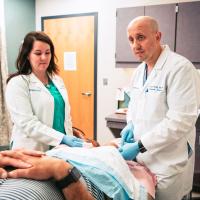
127;45;200;200
5;73;73;152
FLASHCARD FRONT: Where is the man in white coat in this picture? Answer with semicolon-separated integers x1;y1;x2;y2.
119;16;200;200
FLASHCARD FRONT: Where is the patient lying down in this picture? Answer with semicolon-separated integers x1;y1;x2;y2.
51;138;157;200
0;138;156;200
74;126;157;198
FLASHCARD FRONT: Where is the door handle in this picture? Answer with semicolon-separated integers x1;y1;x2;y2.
81;92;92;96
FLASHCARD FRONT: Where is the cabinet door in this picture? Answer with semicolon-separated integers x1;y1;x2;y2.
116;6;144;63
145;4;176;51
176;2;200;63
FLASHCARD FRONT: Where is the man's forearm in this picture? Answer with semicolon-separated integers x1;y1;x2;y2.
1;150;94;200
53;161;94;200
62;180;94;200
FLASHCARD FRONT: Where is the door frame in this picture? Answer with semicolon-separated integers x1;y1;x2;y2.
41;12;98;140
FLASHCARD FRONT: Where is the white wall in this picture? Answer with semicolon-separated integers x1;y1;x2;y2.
36;0;200;144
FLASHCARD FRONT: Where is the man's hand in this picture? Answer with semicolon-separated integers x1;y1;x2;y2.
0;149;44;178
120;121;135;146
1;149;94;200
1;150;70;180
119;142;139;160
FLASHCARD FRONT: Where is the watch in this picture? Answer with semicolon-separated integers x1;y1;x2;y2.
55;166;81;189
138;140;147;153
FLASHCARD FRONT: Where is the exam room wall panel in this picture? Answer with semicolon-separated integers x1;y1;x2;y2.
4;0;35;73
35;0;200;145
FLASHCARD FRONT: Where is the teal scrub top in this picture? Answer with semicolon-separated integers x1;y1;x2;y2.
45;80;66;134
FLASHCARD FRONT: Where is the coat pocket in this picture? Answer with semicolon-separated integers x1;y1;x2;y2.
143;90;167;120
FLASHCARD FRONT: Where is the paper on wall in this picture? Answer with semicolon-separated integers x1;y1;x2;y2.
64;51;77;71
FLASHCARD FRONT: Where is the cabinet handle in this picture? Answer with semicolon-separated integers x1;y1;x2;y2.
81;92;92;96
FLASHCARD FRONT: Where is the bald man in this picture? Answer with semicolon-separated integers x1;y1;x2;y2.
119;16;200;200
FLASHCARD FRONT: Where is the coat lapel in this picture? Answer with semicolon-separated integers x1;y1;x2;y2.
29;73;52;95
141;45;170;93
51;75;67;102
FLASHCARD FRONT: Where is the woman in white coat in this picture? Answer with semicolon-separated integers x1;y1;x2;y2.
119;16;200;199
5;31;83;152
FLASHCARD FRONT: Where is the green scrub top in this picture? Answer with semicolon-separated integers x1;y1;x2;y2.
45;80;66;135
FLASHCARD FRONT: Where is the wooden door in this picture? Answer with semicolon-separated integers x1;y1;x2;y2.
42;13;97;140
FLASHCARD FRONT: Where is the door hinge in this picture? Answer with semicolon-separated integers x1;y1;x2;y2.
175;5;179;13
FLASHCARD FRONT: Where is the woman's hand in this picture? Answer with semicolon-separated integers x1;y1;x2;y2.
61;135;83;147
